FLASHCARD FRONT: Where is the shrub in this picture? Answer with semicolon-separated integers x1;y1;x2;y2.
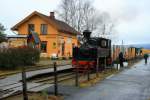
0;47;40;69
69;56;72;59
51;57;58;60
62;57;66;60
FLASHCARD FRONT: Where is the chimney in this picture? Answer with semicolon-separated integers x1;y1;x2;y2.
83;30;91;40
50;12;55;19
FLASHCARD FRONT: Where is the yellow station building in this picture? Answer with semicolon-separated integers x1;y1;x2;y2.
11;11;79;58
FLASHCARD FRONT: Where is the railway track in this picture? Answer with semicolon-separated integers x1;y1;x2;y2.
0;67;75;99
30;72;75;83
1;65;92;99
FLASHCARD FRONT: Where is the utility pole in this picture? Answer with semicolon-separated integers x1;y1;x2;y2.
122;40;124;53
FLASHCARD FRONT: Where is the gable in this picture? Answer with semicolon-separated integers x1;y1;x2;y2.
11;11;79;35
12;11;56;30
15;14;57;35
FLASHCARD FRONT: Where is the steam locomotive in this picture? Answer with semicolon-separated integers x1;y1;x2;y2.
72;30;111;72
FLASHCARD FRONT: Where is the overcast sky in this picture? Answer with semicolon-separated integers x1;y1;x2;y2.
0;0;150;44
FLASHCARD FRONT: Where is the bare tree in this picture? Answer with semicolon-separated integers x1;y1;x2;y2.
92;12;116;39
58;0;96;33
57;0;116;40
82;0;95;31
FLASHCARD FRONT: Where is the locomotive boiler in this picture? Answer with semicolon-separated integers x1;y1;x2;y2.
72;30;111;73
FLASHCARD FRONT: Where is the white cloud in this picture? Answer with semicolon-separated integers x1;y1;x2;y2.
94;0;150;44
0;0;149;44
0;0;61;34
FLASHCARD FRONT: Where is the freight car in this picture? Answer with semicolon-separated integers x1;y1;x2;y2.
72;30;111;73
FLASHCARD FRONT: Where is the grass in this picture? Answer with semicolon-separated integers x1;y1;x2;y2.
79;69;119;88
60;69;119;88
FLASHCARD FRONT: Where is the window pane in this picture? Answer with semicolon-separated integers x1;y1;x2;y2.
41;24;48;35
53;42;56;49
67;37;72;44
41;41;47;52
101;40;107;48
28;24;34;34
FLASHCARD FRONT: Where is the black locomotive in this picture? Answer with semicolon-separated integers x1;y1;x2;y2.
72;30;111;72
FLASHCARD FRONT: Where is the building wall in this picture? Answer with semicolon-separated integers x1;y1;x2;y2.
0;42;9;48
142;49;150;54
57;32;78;58
8;38;27;47
16;15;78;58
18;15;57;35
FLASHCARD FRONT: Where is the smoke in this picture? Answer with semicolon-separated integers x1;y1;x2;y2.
93;0;150;44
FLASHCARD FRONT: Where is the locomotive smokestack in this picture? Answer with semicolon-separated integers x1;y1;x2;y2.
83;30;91;40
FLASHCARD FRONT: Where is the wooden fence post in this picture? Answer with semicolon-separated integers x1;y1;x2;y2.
87;69;90;81
96;57;99;77
54;62;58;96
75;70;79;87
22;66;28;100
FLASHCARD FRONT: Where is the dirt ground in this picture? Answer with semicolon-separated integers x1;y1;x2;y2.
5;92;63;100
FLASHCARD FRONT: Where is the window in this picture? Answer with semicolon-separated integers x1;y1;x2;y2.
67;37;72;44
72;43;75;48
41;24;48;35
28;24;34;34
62;42;65;56
53;42;56;49
101;40;107;48
41;41;47;52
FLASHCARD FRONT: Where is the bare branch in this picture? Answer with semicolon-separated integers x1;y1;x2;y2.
57;0;116;39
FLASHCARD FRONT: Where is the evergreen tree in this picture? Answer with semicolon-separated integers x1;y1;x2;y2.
0;23;7;43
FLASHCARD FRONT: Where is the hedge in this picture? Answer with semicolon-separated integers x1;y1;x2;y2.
0;47;40;69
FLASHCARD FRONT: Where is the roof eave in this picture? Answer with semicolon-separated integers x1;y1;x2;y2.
11;11;40;31
58;30;78;36
11;27;18;31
